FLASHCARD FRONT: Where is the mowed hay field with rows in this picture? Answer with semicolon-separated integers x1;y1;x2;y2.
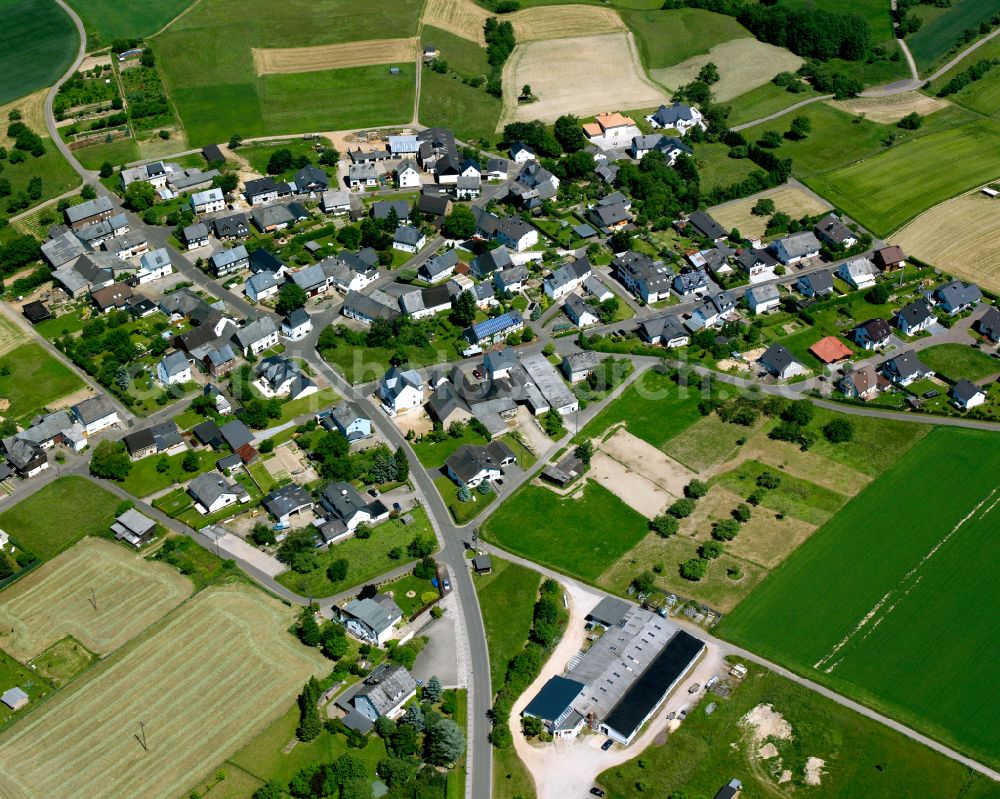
0;585;327;799
252;37;418;74
895;191;1000;293
720;428;1000;769
0;538;192;663
421;0;624;45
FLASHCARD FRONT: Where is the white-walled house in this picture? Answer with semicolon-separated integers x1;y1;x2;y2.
71;395;119;437
188;472;250;514
396;159;421;188
645;103;705;136
190;187;225;215
379;366;424;415
135;248;174;284
157;351;192;385
281;308;312;341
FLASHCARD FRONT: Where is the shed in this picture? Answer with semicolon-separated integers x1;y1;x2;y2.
472;554;493;574
1;686;28;711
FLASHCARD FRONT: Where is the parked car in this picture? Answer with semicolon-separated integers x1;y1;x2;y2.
687;683;700;694
601;739;613;751
369;488;380;497
443;578;451;591
705;676;719;690
678;705;690;720
392;502;402;512
590;789;605;797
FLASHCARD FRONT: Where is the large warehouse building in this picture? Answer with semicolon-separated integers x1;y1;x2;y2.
522;602;705;745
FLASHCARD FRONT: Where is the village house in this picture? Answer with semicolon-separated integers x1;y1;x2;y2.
190;187;225;215
745;283;780;314
182;222;210;250
120;160;179;190
445;440;516;488
814;213;857;249
737;248;778;284
135;248;173;284
583;112;642;150
510;141;536;163
470;245;512;279
210;245;250;278
494;263;529;294
251;204;295;233
896;299;935;336
685;291;736;332
245;271;281;303
42;230;90;269
561;351;601;383
933;280;982;315
102;230;149;261
122;420;184;461
232;315;279;356
952;379;986;410
90;283;134;314
321;189;352;215
396;159;421;189
4;439;47;478
544;257;592;300
76;213;129;248
645;102;705;135
348;162;378;189
797;270;834;298
379;366;424;415
338;600;406;649
341;290;400;324
837;258;879;290
465;310;524;346
281;308;312;341
71;395;119;436
613;251;674;303
486;158;508;180
630;133;691;164
455;174;481;201
770;231;820;265
244;177;280;205
839;363;882;400
213;213;249;240
880;350;932;386
399;284;453;320
852;318;893;350
564;293;599;327
874;245;906;271
111;508;157;547
758;344;805;380
157;350;192;385
294;164;329;194
976;306;1000;342
65;196;113;230
262;484;314;527
393;226;426;253
639;313;689;347
188;472;250;514
319;401;372;442
679;210;727;243
673;268;711;299
320;481;389;530
255;356;317;400
419;249;459;283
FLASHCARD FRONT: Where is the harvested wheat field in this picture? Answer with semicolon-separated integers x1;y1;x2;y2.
252;38;418;74
422;0;624;45
710;184;831;241
503;33;666;124
829;91;951;124
651;39;802;100
895;190;1000;292
0;585;327;799
0;538;192;663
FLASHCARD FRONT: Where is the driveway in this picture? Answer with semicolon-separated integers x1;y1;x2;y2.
410;592;465;688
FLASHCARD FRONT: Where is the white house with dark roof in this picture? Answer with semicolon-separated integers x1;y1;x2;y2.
797;270;834;298
419;249;459;283
564;293;599;327
613;251;674;303
245;271;280;303
952;379;986;410
393;226;426;253
976;306;1000;342
210;245;250;278
188;472;250;514
544;257;592;300
814;213;857;249
321;481;389;529
673;268;711;299
254;356;317;400
639;313;689;347
395;159;421;189
880;350;932;386
157;351;192;385
233;315;279;356
736;248;778;284
933;280;982;315
71;395;119;436
770;231;820;265
136;248;173;284
896;299;935;336
852;318;893;350
281;308;312;341
645;103;705;135
319;401;372;442
561;351;601;383
510;141;536;163
182;222;210;250
445;440;516;487
758;344;805;380
190;187;225;215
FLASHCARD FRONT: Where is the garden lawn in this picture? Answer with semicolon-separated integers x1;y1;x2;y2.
272;387;339;425
70;138;140;171
322;323;469;384
918;343;999;381
119;447;220;498
808;118;1000;236
0;650;51;729
481;480;648;583
382;571;438;618
276;507;436;596
420;69;502;144
720;427;1000;769
598;663;1000;799
623;7;750;70
713;458;848;526
494;747;537;799
0;0;78;104
67;0;194;45
412;425;490;468
804;407;929;477
435;475;497;524
0;476;120;561
906;0;1000;72
0;343;86;421
473;556;540;695
576;367;706;449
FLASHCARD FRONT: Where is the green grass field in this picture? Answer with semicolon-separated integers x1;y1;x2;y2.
720;427;1000;768
808;118;1000;235
119;447;219;499
598;662;1000;799
0;649;51;729
481;480;648;582
0;476;121;561
66;0;194;46
473;556;540;694
727;82;822;127
927;34;1000;116
0;0;78;105
907;0;1000;72
696;141;759;192
155;0;422;144
420;69;502;144
28;638;93;688
622;7;750;70
576;367;706;449
70;138;140;171
276;507;436;596
714;458;848;526
783;0;895;42
919;343;1000;381
0;343;86;421
0;136;80;215
423;25;490;78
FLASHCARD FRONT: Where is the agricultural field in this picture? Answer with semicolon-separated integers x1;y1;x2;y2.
925;34;1000;116
66;0;195;45
474;556;540;694
727;82;823;127
423;25;490;78
918;343;1000;382
907;0;1000;72
420;69;502;143
155;0;423;144
895;191;1000;293
502;33;665;124
651;39;802;101
0;538;191;663
808;118;1000;235
829;91;952;124
421;0;625;45
622;7;751;70
252;38;419;74
720;427;1000;769
0;585;327;799
0;343;87;422
0;477;122;562
480;480;648;583
598;662;1000;799
0;0;78;105
710;184;831;241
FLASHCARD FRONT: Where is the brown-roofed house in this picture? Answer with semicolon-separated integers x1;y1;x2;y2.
874;245;905;271
809;335;853;364
90;282;134;313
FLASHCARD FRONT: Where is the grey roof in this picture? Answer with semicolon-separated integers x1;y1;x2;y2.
244;176;279;198
294;163;329;189
546;257;592;291
746;283;779;304
953;378;984;403
140;248;172;271
251;204;295;230
42;231;89;267
159;350;190;377
590;202;630;228
66;196;113;224
421;249;459;279
171;168;219;191
326;401;370;438
6;410;74;449
686;210;727;240
220;419;254;450
5;438;44;470
799;269;834;293
760;344;798;374
484;348;519;375
520;352;577;412
213;213;249;238
372;200;411;220
394;226;423;246
191;187;224;206
446;440;515;483
1;687;29;708
882;350;928;380
815;212;855;245
183;222;209;241
343;290;400;322
639;313;687;343
116;508;156;536
562;350;601;374
322;481;375;520
188;472;239;508
977;306;1000;340
674;269;710;294
211;245;249;270
73;394;116;425
233;315;278;349
564;293;596;322
469;310;523;341
587;595;631;627
471;246;512;277
934;280;981;310
285;307;311;328
773;231;821;259
456;174;481;190
650;102;699;126
898;299;933;328
263;483;314;519
382;366;423;399
428;382;471;423
524;675;586;722
246;271;281;296
737;248;778;272
354;663;415;716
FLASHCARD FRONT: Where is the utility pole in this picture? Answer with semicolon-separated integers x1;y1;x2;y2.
137;720;148;751
88;587;97;611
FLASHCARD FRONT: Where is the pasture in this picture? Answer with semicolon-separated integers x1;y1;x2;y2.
502;33;665;124
252;38;418;74
421;0;625;45
807;119;1000;235
0;0;78;105
598;664;1000;799
474;556;540;694
720;428;1000;768
66;0;194;45
651;39;802;101
0;538;192;663
710;184;831;241
0;342;87;421
420;66;502;143
622;7;751;70
0;477;121;561
0;585;327;799
906;0;1000;72
895;191;1000;293
480;480;648;583
422;25;490;77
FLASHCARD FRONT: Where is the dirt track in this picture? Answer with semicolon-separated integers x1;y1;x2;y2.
252;38;418;75
502;33;666;125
